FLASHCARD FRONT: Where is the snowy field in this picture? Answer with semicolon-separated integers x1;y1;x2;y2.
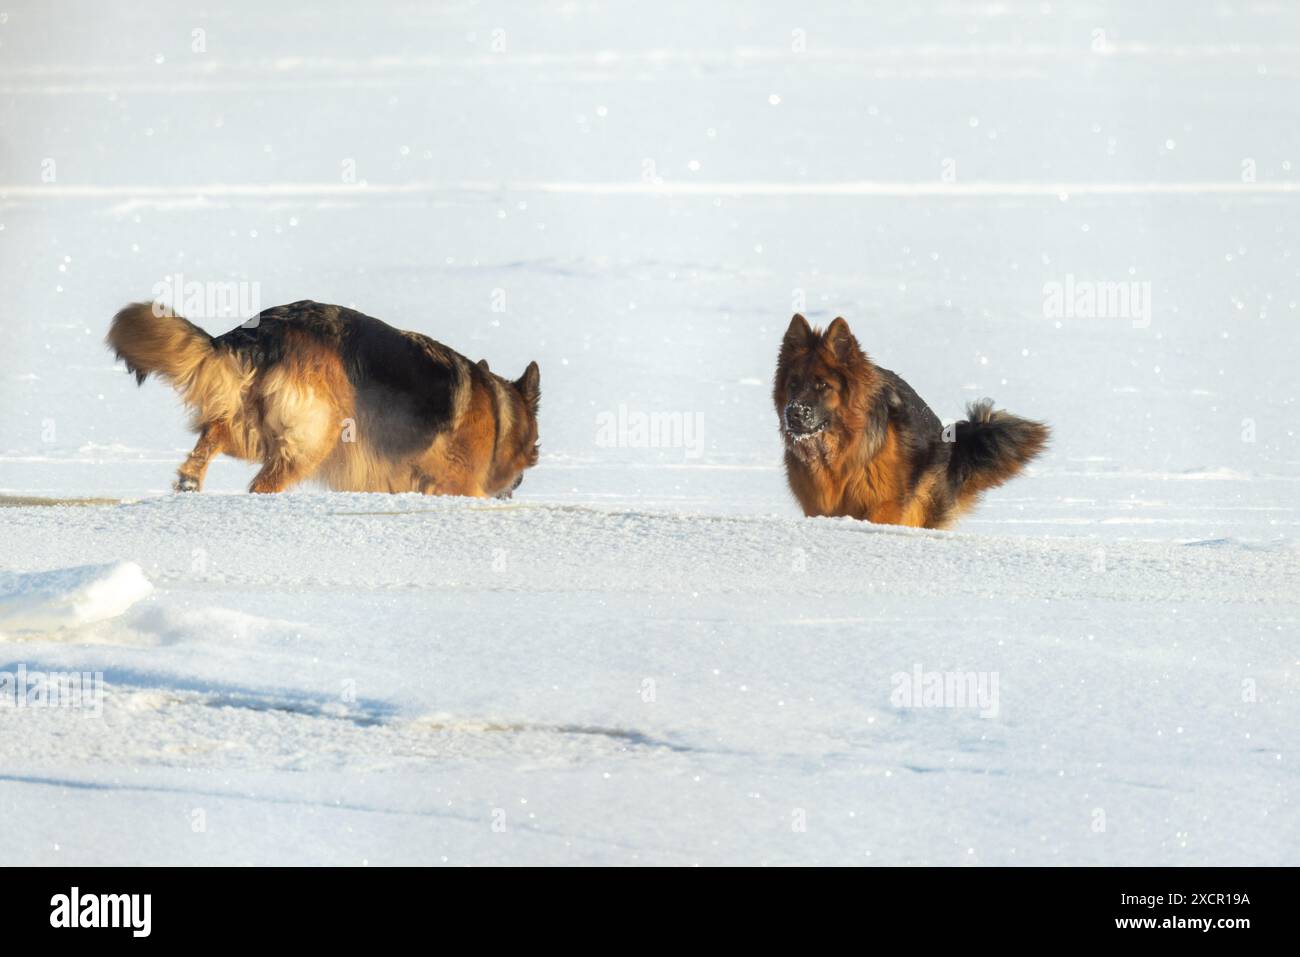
1;0;1298;865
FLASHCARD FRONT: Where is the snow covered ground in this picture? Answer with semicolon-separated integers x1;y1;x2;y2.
1;0;1297;864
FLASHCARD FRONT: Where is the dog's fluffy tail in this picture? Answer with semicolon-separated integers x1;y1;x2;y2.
106;302;244;424
947;398;1049;508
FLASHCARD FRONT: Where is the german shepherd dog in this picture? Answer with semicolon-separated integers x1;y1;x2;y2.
107;300;540;497
774;315;1048;528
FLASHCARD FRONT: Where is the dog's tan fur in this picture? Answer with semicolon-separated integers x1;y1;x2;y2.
107;301;540;497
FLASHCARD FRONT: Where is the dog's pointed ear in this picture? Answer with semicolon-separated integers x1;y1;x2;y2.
515;361;540;412
823;317;862;361
477;358;491;374
783;313;814;347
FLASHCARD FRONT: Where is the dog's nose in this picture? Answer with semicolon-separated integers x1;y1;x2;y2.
785;403;814;431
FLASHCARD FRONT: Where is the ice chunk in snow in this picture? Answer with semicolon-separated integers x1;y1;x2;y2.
0;562;153;638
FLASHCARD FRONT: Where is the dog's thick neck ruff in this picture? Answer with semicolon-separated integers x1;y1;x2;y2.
783;424;837;466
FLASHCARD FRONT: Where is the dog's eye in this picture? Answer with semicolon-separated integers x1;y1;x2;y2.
815;380;828;392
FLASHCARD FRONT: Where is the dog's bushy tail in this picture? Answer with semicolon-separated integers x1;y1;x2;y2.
947;399;1049;508
106;302;244;425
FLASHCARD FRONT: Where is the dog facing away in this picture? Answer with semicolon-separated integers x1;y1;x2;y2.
774;314;1048;529
107;300;540;497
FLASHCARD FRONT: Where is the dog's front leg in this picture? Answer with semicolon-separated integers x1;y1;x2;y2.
413;466;483;498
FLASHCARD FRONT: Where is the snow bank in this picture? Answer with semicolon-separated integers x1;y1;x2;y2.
0;562;154;639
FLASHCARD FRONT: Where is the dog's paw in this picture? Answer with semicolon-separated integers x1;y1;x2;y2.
173;475;200;492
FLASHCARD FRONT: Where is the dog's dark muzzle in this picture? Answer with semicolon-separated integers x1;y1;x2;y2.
496;474;524;500
784;402;827;435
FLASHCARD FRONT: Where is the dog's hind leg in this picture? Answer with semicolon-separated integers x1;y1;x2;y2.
175;421;229;492
247;410;338;494
248;460;298;493
248;437;335;493
247;360;344;494
248;421;338;493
